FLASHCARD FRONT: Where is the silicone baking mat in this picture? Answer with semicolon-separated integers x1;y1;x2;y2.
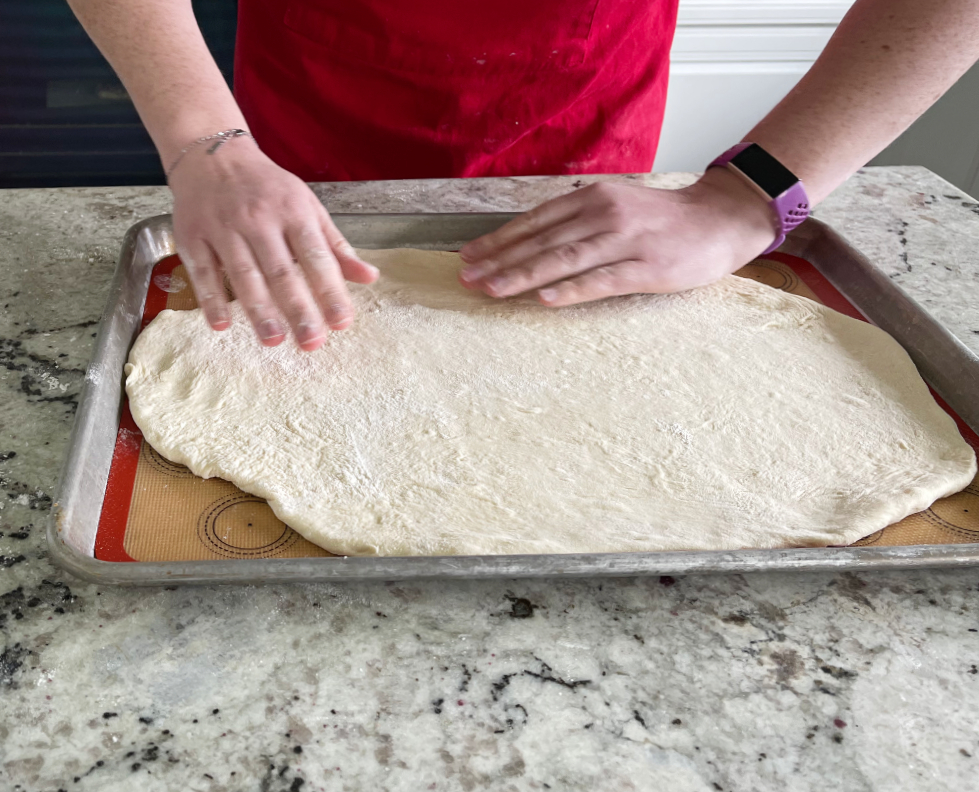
94;253;979;561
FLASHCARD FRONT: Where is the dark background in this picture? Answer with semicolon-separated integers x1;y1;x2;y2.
0;0;238;188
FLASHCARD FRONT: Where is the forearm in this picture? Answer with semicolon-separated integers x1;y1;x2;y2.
66;0;245;167
746;0;979;204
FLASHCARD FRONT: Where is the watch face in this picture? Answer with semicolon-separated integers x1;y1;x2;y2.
730;144;798;199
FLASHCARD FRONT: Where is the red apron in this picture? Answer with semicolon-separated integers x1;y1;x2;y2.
234;0;679;181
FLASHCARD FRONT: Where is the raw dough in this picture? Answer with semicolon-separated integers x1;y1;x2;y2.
125;249;976;556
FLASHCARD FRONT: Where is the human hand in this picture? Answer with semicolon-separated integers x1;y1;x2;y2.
169;139;379;352
457;169;780;306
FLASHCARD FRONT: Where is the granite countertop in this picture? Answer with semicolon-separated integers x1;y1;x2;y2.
2;167;979;792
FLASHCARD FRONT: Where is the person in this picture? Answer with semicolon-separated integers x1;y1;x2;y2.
69;0;979;352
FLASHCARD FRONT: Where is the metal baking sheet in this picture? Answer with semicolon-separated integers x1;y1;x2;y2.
47;213;979;585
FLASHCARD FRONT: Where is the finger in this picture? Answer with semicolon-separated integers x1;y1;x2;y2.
214;233;288;347
458;192;584;272
537;260;651;307
478;233;630;299
457;216;610;291
177;238;230;330
246;228;329;351
288;223;359;332
319;208;379;285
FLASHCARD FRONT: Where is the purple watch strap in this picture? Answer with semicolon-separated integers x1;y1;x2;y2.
708;143;810;256
767;182;810;254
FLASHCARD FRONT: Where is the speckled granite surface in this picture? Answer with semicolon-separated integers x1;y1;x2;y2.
2;167;979;792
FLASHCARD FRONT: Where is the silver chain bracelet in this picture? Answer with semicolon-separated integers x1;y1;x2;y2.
165;128;255;181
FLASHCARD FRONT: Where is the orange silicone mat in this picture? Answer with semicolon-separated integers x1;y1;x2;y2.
94;253;979;561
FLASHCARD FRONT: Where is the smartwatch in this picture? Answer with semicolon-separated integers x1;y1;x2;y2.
707;142;810;255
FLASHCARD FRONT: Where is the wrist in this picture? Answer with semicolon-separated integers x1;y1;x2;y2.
153;98;248;162
684;167;780;258
166;130;261;185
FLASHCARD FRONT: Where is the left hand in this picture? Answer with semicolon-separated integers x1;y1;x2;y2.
458;169;783;306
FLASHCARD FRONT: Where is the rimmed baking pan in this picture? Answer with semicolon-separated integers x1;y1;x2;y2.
47;213;979;585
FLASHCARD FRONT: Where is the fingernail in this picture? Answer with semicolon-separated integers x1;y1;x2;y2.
539;288;558;303
459;265;485;284
212;317;231;331
297;321;324;345
366;264;380;277
259;318;285;340
328;304;353;328
484;275;507;294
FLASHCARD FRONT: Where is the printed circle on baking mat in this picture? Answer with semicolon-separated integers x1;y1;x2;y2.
851;529;884;546
197;493;300;558
141;442;195;478
739;259;801;293
919;484;979;540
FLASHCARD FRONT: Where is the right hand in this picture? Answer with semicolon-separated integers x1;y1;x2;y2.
169;138;379;352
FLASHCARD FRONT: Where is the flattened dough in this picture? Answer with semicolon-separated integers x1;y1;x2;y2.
125;249;976;556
